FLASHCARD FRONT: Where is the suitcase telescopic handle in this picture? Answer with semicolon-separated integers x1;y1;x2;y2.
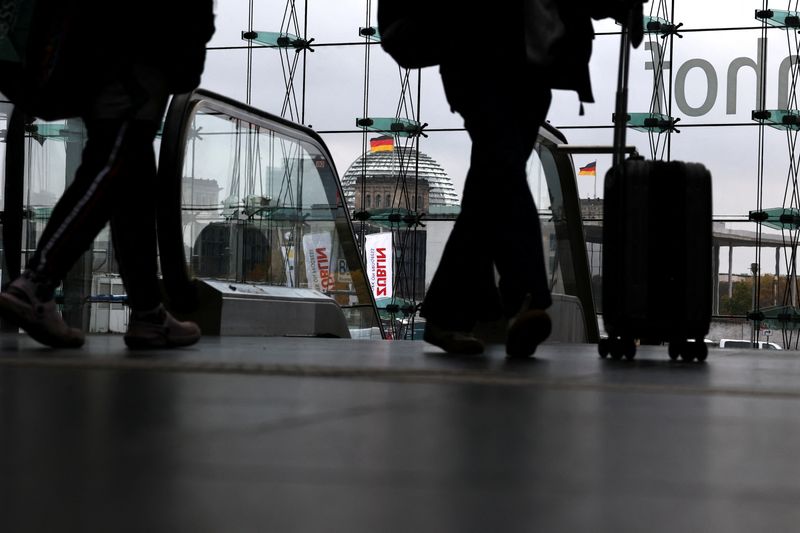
612;3;646;168
612;9;634;169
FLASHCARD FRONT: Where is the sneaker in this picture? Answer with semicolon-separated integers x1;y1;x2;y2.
506;296;551;358
124;304;201;349
0;273;85;348
423;322;485;355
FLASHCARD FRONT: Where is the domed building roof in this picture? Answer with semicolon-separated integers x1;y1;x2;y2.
340;137;460;210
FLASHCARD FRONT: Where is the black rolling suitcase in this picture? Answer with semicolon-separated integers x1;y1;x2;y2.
598;8;713;362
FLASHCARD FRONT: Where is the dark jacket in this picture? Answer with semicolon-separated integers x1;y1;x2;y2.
550;1;596;103
102;0;216;93
379;0;639;105
436;1;596;109
0;0;215;119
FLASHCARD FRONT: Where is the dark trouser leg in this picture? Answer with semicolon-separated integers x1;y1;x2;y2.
421;76;552;329
109;121;161;312
24;119;162;311
421;156;503;331
26;120;132;298
480;120;553;318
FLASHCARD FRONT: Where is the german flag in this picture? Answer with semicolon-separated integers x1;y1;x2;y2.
578;161;597;176
370;136;394;153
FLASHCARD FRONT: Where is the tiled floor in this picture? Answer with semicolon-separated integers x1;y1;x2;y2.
1;334;799;532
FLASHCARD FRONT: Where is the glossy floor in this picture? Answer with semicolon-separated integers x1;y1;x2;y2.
1;335;799;532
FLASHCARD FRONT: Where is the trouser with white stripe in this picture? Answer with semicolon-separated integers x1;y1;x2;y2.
26;118;162;312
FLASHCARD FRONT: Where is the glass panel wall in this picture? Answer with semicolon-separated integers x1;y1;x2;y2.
5;1;800;347
175;95;379;337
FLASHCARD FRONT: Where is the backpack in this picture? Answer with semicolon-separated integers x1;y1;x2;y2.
0;0;104;120
377;0;448;69
0;0;215;120
134;0;216;94
0;0;30;107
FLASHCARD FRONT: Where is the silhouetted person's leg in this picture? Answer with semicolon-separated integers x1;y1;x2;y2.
26;120;132;289
0;65;200;349
0;118;131;348
108;120;162;313
422;55;552;355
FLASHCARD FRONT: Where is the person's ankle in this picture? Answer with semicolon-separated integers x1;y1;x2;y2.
11;270;57;302
130;303;166;324
424;322;485;355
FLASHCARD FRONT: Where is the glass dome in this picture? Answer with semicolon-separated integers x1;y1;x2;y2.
340;138;460;211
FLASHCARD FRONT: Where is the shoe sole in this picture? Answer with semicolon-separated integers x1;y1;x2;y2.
0;294;84;349
124;333;201;350
506;310;551;358
423;332;484;355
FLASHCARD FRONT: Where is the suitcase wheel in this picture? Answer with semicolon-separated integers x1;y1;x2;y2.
668;342;680;361
599;338;611;358
668;339;708;363
599;337;637;361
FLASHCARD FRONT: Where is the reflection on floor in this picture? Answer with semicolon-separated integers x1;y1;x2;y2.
2;335;800;532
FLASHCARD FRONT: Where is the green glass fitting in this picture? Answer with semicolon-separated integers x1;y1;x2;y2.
366;208;420;228
748;207;800;230
24;122;72;142
241;31;310;50
755;9;800;28
356;117;425;138
761;306;800;330
751;109;800;130
359;27;381;40
625;112;678;133
643;16;681;36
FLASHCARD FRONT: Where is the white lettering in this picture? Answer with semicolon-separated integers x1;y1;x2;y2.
316;248;333;290
376;248;387;296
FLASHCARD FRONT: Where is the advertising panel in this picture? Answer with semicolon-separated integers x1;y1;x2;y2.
302;232;334;292
365;232;393;299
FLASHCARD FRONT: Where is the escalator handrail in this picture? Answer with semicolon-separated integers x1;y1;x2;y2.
156;89;382;333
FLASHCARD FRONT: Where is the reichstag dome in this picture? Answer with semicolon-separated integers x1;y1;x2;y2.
340;137;460;212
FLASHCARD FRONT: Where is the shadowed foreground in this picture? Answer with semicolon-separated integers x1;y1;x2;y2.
1;335;799;532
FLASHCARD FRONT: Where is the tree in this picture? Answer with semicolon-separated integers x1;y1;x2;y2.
719;277;753;315
719;274;797;315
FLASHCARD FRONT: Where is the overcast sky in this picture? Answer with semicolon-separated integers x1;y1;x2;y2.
200;1;784;210
0;1;790;274
197;1;794;273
